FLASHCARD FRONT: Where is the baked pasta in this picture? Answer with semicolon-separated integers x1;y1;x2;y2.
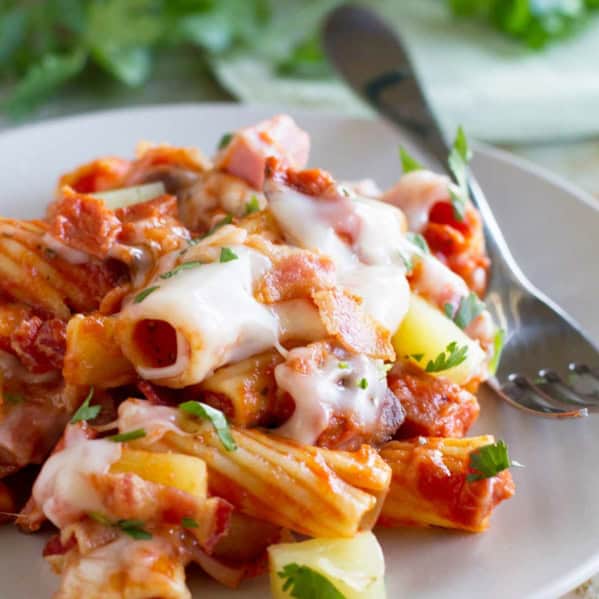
0;115;516;599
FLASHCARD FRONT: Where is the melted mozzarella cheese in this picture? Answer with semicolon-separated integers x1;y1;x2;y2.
381;170;451;232
117;399;180;443
118;246;280;387
33;439;121;528
274;348;387;445
42;232;89;264
266;182;410;332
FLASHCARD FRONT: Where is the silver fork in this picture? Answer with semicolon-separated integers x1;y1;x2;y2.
323;4;599;418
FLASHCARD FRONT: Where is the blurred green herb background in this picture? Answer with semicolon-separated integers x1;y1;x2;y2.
0;0;597;119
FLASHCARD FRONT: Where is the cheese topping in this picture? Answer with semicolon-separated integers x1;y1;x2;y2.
266;182;410;332
118;245;280;387
33;439;121;528
274;347;388;445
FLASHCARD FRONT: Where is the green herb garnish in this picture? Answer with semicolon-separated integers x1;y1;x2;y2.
71;387;100;423
219;247;238;263
447;292;486;330
179;401;237;452
467;440;522;482
489;328;506;376
411;353;425;363
337;361;349;369
218;132;233;150
88;513;152;540
3;391;25;405
244;195;261;215
447;126;472;222
189;214;233;245
133;286;159;304
117;519;152;540
358;378;368;390
181;516;199;529
278;563;346;599
399;146;423;174
159;261;203;280
406;232;430;254
425;341;468;373
107;428;147;443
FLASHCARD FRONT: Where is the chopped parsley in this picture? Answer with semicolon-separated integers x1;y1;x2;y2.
244;195;261;215
107;428;147;443
445;292;486;330
189;214;233;245
398;249;413;274
399;146;423;174
447;126;472;222
159;261;203;280
181;516;199;529
219;247;238;263
133;286;159;304
71;387;101;423
179;401;237;452
467;440;522;482
406;232;430;254
278;563;346;599
358;378;368;390
117;519;152;540
489;328;506;376
218;132;233;150
411;353;425;363
3;391;25;405
337;361;349;369
88;513;152;540
424;342;468;373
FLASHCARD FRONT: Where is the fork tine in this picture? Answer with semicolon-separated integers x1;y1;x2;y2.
490;376;588;419
535;369;599;408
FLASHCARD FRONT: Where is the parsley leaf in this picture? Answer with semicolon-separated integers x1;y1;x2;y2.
218;132;233;150
411;353;424;362
449;292;486;330
244;195;261;215
71;387;101;423
467;440;522;482
189;214;233;245
425;342;469;373
133;286;159;303
179;401;237;452
278;563;346;599
337;361;349;369
89;513;152;540
159;261;203;279
219;247;238;263
117;519;152;540
358;378;368;390
447;126;472;222
406;232;430;254
181;516;199;529
108;428;147;443
3;391;25;405
399;146;423;174
489;328;506;376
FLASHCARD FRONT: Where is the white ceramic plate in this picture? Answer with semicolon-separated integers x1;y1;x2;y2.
0;104;597;599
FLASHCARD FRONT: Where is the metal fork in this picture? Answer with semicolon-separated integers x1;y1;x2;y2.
323;4;599;418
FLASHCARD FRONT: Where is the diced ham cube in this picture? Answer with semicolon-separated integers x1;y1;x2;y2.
215;115;310;190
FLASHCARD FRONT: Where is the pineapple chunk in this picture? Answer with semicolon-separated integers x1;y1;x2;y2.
393;294;485;385
110;448;206;500
268;532;386;599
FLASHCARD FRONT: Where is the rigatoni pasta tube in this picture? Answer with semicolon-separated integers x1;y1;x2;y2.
116;245;280;388
378;436;515;532
128;405;391;538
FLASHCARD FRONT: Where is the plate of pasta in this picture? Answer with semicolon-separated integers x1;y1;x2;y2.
0;104;597;599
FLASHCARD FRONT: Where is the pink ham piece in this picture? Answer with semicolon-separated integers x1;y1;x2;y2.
214;115;310;190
